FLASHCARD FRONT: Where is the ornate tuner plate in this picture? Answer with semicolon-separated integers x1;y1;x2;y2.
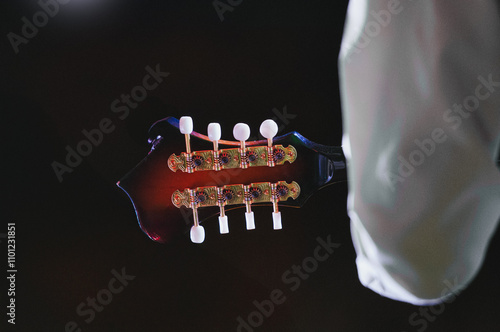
171;181;301;209
167;145;297;172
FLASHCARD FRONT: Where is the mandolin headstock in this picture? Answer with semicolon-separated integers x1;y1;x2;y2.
117;116;346;244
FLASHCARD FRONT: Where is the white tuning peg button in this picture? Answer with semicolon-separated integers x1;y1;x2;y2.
233;123;251;142
245;212;255;230
272;212;282;230
208;123;221;141
179;116;193;134
219;215;229;234
260;119;278;140
180;116;194;155
208;122;222;170
190;225;205;243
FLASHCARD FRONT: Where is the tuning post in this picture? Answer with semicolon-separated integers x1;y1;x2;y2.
179;116;194;173
243;185;255;230
260;119;279;167
217;187;229;234
208;122;222;171
270;183;282;230
188;189;205;243
233;123;251;169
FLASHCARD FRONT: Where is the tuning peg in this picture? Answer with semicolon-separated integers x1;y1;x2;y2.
260;119;278;167
208;122;221;140
208;122;221;152
180;116;193;154
219;214;229;234
217;187;229;234
233;123;250;148
272;212;282;230
260;119;278;147
190;225;205;243
245;211;255;230
208;122;222;171
219;204;229;234
188;189;205;243
233;123;251;169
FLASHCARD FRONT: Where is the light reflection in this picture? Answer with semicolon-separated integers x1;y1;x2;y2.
53;0;124;26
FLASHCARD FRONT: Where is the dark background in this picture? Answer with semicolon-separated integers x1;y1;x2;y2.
1;1;499;331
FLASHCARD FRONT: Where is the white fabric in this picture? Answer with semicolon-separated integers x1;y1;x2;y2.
339;0;500;305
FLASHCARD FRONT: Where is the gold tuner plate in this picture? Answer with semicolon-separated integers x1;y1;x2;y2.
168;145;297;173
172;181;301;209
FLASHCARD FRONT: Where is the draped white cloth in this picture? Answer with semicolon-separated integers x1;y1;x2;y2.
339;0;500;305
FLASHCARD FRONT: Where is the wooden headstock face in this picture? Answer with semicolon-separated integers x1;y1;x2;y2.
117;117;346;244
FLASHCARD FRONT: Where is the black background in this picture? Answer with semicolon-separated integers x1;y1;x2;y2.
2;1;500;331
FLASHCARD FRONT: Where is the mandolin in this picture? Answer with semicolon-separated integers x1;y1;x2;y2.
117;116;347;244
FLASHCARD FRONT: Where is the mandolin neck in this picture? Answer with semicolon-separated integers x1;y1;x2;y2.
319;145;348;188
292;132;347;192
